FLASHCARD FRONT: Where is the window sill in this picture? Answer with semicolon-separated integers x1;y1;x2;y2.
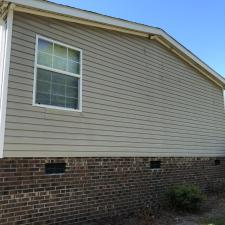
32;103;82;112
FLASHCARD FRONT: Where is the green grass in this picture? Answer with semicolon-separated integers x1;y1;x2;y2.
200;217;225;225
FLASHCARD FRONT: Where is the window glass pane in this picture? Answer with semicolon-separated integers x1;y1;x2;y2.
35;68;79;109
37;68;51;82
66;86;78;98
36;80;51;94
51;95;65;107
37;52;52;67
66;97;78;109
52;83;65;96
52;72;66;84
66;75;78;87
53;56;67;71
54;44;67;58
38;39;53;54
37;39;81;75
36;92;50;105
68;61;80;74
68;49;80;62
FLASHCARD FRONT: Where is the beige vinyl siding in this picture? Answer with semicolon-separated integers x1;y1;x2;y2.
3;12;225;157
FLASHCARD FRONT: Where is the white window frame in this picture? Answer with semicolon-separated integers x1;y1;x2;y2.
33;35;83;112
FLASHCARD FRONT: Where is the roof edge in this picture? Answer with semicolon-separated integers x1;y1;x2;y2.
3;0;225;88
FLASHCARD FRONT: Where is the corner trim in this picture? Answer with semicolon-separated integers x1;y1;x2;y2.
0;4;14;158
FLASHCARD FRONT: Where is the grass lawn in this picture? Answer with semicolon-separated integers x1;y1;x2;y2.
200;217;225;225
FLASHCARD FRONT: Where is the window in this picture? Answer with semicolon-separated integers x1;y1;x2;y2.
33;36;82;111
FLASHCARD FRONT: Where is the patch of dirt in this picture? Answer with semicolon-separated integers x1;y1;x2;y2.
83;194;225;225
172;194;225;225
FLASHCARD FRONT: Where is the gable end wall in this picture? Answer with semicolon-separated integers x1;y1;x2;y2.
3;12;225;157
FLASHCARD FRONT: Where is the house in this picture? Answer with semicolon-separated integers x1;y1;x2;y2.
0;0;225;224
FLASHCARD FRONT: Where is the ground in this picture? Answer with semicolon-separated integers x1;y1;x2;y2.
84;194;225;225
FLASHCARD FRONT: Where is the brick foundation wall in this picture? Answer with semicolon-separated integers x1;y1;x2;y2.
0;157;225;225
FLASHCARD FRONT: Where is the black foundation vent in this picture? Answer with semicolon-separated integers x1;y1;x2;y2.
45;163;66;174
150;160;161;169
215;160;221;166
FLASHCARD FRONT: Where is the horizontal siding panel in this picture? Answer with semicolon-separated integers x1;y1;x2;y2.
6;95;225;127
4;145;225;155
4;134;225;149
11;18;220;94
9;60;222;106
12;15;219;91
9;49;222;103
5;129;225;142
6;100;225;133
11;33;219;96
7;79;223;117
7;89;225;125
9;31;221;98
5;113;225;137
4;138;225;149
5;126;225;146
4;12;225;157
4;150;225;158
7;68;223;116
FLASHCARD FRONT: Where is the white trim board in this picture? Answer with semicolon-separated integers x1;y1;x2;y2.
2;0;225;88
0;4;14;158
